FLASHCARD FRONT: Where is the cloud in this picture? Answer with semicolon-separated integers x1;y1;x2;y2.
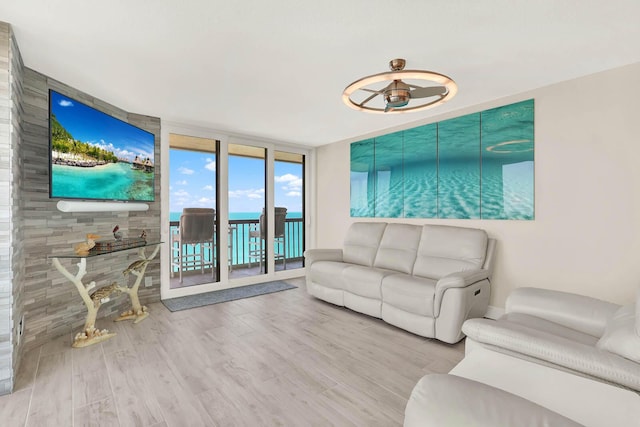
198;197;215;203
229;188;264;199
173;190;189;197
176;180;188;186
205;159;216;172
276;173;302;195
203;185;214;191
275;173;298;183
178;167;194;175
88;140;144;162
58;99;74;107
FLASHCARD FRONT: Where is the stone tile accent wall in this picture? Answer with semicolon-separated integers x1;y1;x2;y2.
0;21;15;396
9;25;25;396
20;69;162;354
0;21;161;396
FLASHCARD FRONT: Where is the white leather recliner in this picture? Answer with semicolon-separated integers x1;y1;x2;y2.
305;222;496;343
405;287;640;427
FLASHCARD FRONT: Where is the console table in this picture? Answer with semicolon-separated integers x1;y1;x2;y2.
49;242;161;348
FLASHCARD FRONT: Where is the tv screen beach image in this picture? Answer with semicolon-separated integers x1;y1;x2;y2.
49;90;155;202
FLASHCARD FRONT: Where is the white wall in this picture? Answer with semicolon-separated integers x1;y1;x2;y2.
313;62;640;308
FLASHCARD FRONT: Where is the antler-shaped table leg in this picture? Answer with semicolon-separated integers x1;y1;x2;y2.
51;257;117;347
115;244;161;323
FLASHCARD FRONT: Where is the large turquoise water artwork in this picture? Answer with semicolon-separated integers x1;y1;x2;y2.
350;99;534;220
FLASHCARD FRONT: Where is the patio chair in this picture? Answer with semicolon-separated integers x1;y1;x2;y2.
248;207;287;271
171;207;216;283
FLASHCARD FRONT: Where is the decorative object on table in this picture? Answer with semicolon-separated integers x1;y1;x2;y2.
123;259;151;276
139;229;147;242
92;236;147;252
113;224;124;240
90;282;121;307
73;233;101;256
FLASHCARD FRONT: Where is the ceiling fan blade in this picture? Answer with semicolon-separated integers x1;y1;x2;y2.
359;92;380;107
410;86;447;99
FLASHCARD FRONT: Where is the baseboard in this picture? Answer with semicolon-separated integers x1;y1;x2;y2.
484;305;504;320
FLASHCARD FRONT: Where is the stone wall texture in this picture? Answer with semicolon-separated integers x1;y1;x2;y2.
0;21;161;395
20;69;162;354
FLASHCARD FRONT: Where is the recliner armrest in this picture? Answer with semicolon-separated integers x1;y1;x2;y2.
303;248;343;266
506;287;620;338
433;269;490;317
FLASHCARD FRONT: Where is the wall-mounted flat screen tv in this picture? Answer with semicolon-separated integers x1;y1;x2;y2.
49;89;155;202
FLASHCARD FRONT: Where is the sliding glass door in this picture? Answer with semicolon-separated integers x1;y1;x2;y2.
228;144;267;278
161;127;309;299
168;134;219;289
274;151;305;271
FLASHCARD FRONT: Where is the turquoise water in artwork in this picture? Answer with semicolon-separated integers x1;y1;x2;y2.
52;163;154;201
350;99;534;220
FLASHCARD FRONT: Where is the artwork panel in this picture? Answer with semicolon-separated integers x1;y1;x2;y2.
350;139;375;217
374;131;404;217
438;113;481;219
481;99;535;219
403;124;438;218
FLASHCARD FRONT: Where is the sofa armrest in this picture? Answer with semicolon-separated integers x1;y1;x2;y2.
405;374;583;427
303;248;343;267
433;269;490;317
506;287;620;338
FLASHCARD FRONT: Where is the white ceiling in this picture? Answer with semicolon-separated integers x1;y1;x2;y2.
2;1;639;147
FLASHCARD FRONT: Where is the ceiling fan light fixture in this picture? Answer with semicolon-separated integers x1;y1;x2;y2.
342;59;458;114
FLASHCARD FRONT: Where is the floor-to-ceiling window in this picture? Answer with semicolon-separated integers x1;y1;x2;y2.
161;128;309;299
168;134;219;289
274;151;305;271
228;143;267;278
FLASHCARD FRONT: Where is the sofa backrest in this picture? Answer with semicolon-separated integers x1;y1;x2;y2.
413;225;489;279
373;223;422;274
343;222;387;266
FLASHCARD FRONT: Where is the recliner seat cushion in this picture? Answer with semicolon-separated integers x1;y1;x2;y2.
342;222;387;266
381;274;436;317
343;265;394;299
373;223;421;274
413;225;488;279
309;261;350;289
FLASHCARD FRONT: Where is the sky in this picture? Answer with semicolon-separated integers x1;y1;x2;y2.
169;149;303;214
50;90;155;163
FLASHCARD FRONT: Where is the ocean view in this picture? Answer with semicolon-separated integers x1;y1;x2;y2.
170;211;304;267
169;211;302;221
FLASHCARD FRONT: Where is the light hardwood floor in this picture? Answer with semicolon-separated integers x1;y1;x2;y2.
0;277;464;426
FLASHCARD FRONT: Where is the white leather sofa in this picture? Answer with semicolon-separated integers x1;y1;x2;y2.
405;287;640;426
304;222;496;343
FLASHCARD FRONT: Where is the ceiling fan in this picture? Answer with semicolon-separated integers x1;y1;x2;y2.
342;58;458;114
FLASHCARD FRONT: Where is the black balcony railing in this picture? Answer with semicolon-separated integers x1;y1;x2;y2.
170;217;304;273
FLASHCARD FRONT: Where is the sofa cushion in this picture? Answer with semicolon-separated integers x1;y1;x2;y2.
413;225;488;279
597;303;640;363
342;222;387;267
381;274;436;317
309;261;351;289
343;265;394;299
373;223;422;274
